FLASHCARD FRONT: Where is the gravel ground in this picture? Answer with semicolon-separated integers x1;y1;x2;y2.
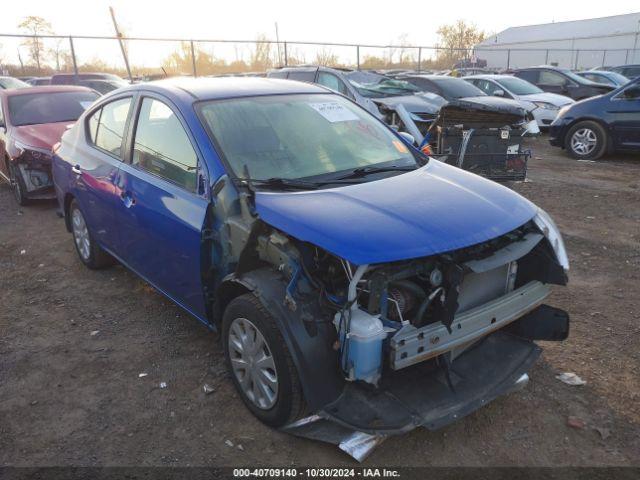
0;136;639;467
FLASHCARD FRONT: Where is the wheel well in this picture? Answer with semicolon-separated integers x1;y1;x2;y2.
63;194;75;232
214;280;252;328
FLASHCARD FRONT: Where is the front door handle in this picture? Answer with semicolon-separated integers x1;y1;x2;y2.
120;191;136;208
71;164;82;175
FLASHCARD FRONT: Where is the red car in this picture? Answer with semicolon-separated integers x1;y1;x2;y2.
0;86;99;205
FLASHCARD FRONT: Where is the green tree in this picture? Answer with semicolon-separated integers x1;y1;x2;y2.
18;16;53;71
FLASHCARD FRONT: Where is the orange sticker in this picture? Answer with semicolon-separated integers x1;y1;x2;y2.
392;140;409;153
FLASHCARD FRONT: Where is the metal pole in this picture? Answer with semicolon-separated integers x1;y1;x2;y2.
545;49;549;65
109;6;132;81
625;49;630;63
417;47;421;72
574;50;579;70
602;49;606;67
190;40;197;77
284;41;288;66
356;45;360;70
69;36;78;76
506;49;511;70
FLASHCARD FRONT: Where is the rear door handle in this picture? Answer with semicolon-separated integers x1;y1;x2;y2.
71;164;82;175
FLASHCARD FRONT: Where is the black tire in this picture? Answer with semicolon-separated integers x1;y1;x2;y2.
68;199;114;269
565;120;608;160
222;293;306;427
8;162;29;206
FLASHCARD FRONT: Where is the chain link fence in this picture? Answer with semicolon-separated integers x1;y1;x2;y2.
1;33;639;79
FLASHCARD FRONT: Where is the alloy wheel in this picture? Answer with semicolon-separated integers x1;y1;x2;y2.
71;208;91;261
228;317;278;410
570;128;597;156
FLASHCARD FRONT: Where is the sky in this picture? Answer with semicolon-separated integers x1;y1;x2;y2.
1;0;639;69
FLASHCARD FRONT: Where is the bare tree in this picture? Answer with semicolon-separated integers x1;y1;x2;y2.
18;16;53;71
248;34;274;70
314;48;339;66
436;20;485;67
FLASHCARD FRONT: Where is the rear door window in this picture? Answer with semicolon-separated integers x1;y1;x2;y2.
91;97;132;158
515;70;539;84
131;98;198;192
539;71;568;86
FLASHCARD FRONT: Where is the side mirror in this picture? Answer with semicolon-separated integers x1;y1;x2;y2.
398;131;415;145
494;89;505;97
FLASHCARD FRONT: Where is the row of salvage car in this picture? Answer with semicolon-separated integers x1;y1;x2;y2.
268;67;558;180
1;73;572;461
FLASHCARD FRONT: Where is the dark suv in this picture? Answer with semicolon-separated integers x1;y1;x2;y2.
513;66;614;100
609;64;640;80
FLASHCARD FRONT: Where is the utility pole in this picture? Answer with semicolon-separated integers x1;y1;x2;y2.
109;6;133;81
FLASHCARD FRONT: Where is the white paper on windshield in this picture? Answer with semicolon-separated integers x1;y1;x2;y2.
79;101;94;110
308;102;359;123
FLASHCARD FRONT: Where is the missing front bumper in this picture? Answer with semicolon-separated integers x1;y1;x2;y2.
390;281;550;370
284;328;545;460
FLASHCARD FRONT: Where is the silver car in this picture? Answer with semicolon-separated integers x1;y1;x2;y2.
466;74;574;127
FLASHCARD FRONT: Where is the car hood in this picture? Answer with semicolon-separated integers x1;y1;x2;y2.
373;93;446;114
254;161;537;265
12;122;74;150
519;92;574;106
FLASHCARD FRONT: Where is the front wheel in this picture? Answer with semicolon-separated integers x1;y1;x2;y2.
8;162;28;206
222;293;306;427
565;121;608;160
69;200;114;269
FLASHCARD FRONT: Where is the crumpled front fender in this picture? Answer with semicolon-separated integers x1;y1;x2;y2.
218;268;345;411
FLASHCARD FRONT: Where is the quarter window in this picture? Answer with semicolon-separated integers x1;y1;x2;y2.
132;98;198;192
90;97;132;158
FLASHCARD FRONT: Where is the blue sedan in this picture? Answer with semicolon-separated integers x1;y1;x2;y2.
52;77;569;453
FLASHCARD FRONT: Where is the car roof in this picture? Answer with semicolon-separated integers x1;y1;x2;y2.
465;74;513;80
127;76;329;102
514;65;565;71
0;85;95;97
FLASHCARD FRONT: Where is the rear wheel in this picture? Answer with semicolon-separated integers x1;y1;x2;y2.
8;162;28;206
69;200;114;269
222;293;306;427
565;121;608;160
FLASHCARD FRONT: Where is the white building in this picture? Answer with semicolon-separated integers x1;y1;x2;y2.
475;12;640;70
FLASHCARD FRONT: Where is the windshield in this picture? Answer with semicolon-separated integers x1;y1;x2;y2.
608;72;630;85
430;77;485;98
199;93;418;182
495;76;543;95
0;77;30;89
345;71;420;98
8;91;99;126
559;69;599;85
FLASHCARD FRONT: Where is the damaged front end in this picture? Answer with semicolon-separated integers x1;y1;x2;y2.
209;176;569;461
10;143;55;199
390;98;539;182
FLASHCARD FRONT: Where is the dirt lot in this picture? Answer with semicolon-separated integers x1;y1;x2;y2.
1;136;639;467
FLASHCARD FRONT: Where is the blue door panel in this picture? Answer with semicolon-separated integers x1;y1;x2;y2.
114;163;209;320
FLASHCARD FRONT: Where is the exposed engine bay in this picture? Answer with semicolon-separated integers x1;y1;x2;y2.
206;175;569;458
232;209;566;389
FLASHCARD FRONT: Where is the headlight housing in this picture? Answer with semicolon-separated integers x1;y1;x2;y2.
533;101;559;110
533;208;569;271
